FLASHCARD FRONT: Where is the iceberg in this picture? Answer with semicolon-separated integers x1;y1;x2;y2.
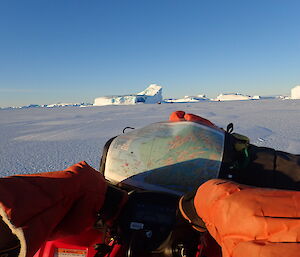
93;84;163;106
291;85;300;99
215;93;253;101
164;95;209;103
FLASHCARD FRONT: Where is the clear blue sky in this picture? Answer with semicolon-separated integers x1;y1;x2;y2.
1;0;300;107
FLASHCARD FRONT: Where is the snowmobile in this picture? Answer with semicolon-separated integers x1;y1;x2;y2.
34;121;224;257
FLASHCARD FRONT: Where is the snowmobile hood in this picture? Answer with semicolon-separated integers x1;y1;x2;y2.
105;121;225;195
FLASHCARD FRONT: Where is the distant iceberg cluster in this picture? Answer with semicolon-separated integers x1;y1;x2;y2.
93;84;277;106
2;102;92;110
1;84;299;110
93;85;292;106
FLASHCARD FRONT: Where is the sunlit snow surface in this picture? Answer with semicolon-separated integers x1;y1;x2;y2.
0;99;299;177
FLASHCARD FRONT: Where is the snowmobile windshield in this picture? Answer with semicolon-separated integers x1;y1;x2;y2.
105;121;225;195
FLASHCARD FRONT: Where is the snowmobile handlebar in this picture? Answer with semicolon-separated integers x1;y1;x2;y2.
102;191;201;257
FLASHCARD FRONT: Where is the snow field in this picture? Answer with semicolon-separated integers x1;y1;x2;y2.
0;99;299;177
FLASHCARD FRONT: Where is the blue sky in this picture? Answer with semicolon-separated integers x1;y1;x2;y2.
1;0;300;107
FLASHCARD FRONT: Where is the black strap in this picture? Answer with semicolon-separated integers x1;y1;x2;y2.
0;244;20;257
122;127;135;133
226;123;234;133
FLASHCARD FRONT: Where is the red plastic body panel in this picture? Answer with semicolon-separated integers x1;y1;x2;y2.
34;229;103;257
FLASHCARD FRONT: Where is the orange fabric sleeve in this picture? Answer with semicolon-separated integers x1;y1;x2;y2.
184;113;216;127
0;162;108;257
193;179;300;257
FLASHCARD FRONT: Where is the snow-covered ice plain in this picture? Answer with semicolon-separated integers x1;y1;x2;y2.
0;99;299;177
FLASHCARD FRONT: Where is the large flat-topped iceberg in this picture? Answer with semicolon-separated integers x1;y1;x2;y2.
291;85;300;99
94;84;163;106
164;95;209;103
216;93;252;101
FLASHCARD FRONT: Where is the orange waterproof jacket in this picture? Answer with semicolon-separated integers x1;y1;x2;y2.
0;162;108;257
194;179;300;257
